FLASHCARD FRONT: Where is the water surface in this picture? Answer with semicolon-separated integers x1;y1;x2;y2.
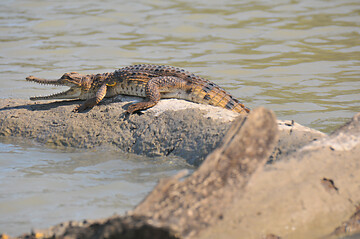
0;0;359;236
0;139;191;235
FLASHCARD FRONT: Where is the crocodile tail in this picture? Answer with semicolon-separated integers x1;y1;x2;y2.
188;81;250;114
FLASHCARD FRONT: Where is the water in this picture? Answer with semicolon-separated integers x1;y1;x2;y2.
0;139;191;235
0;0;359;236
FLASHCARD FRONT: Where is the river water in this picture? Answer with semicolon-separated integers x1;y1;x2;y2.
0;0;359;236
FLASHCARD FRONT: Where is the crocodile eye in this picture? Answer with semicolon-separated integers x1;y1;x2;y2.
61;73;70;79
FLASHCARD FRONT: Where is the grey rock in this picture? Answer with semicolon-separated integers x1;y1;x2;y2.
4;95;359;239
0;97;325;166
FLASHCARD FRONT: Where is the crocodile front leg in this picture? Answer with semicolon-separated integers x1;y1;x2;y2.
126;76;186;114
74;83;107;112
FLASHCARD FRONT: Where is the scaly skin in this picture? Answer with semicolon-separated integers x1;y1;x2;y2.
26;64;250;114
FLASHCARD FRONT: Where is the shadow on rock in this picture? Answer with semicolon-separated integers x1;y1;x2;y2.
0;99;81;112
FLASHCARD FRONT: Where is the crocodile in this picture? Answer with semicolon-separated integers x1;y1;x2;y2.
26;64;250;114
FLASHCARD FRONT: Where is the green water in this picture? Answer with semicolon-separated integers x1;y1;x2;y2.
0;0;359;236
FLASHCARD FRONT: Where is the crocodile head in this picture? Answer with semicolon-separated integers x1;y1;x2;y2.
26;72;93;100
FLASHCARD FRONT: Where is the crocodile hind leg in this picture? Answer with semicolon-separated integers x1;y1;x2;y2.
74;83;107;112
126;76;186;114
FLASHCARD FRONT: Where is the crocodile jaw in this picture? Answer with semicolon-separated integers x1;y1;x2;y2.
26;73;84;100
29;87;82;100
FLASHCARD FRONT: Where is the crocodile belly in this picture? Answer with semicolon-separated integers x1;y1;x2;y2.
108;81;147;98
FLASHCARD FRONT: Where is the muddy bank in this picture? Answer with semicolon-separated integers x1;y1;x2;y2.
0;97;324;166
9;108;360;239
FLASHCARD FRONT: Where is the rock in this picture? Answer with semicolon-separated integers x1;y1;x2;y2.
271;120;326;162
0;97;240;166
18;106;279;239
197;112;360;239
130;106;279;238
4;97;359;239
332;205;360;238
0;97;324;166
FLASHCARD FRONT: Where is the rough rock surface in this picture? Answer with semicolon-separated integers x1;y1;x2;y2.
198;112;360;239
2;98;359;239
0;97;239;166
0;97;325;166
332;205;360;238
130;107;278;238
14;106;279;239
10;109;359;239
